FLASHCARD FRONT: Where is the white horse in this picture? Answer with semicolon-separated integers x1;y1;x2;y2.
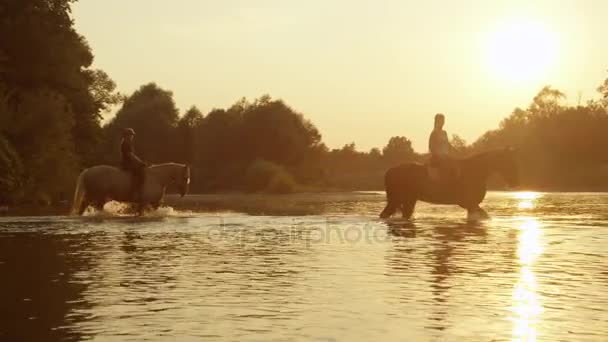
70;163;190;215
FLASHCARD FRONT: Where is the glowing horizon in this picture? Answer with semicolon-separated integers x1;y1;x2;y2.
73;0;608;152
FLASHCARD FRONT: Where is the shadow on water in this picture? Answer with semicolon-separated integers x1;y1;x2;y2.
384;219;491;334
428;222;488;332
0;223;101;341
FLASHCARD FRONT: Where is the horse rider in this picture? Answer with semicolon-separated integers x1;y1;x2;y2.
428;113;455;182
121;128;147;211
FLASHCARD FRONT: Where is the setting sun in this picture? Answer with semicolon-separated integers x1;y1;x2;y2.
484;18;559;84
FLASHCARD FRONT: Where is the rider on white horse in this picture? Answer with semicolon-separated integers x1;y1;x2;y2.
121;128;147;210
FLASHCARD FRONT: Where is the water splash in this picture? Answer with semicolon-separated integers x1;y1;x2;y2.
82;201;130;217
81;201;192;218
147;205;193;218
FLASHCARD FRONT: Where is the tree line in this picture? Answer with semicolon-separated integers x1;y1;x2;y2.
1;0;608;204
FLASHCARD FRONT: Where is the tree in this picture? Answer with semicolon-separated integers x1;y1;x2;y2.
0;0;113;202
382;136;415;164
87;69;123;114
104;83;180;164
529;86;566;117
190;96;324;191
0;0;90;91
177;106;203;164
241;96;322;167
450;134;468;155
369;147;382;159
1;88;78;203
598;75;608;108
471;82;608;190
193;107;246;190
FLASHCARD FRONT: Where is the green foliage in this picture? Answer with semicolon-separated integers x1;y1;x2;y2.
472;85;608;189
0;0;91;90
318;139;422;191
244;159;297;194
598;75;608;108
450;134;468;156
2;0;608;202
104;83;180;164
87;69;123;114
177;106;204;164
0;0;120;204
382;136;415;164
266;171;298;194
2;88;78;203
187;96;323;191
240;96;322;167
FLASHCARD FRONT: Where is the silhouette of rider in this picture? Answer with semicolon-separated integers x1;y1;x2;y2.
428;113;455;182
121;128;147;210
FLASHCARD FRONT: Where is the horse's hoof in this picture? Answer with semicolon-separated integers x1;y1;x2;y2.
467;210;489;222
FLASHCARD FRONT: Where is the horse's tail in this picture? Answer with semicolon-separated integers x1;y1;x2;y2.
380;168;399;219
70;170;86;216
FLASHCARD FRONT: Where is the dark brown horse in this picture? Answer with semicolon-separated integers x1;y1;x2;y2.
380;148;518;219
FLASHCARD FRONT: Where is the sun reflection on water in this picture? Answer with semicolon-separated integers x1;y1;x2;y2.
515;192;540;210
514;192;540;201
512;217;544;342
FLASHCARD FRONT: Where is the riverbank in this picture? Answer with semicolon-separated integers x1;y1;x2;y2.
4;188;608;217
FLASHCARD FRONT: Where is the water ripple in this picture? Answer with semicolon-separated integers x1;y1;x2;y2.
1;192;608;341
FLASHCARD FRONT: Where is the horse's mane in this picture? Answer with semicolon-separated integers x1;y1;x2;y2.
460;148;512;168
148;162;187;169
466;148;509;160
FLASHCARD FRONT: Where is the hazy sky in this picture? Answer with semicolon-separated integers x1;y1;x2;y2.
73;0;608;151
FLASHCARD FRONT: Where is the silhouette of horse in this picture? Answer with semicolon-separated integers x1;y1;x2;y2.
70;163;190;215
380;148;518;219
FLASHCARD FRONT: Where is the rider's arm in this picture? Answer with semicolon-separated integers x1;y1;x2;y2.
130;150;146;166
429;131;440;155
443;131;454;152
122;140;146;166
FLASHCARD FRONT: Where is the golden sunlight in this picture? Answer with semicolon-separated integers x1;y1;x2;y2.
511;217;544;342
484;18;559;84
514;191;540;210
514;192;539;201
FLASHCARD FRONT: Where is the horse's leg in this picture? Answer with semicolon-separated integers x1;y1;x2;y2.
380;202;398;219
136;203;145;216
401;199;417;220
476;206;489;219
78;198;89;216
467;205;489;221
380;188;400;219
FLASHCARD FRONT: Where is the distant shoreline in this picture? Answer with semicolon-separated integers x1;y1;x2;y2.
2;190;608;217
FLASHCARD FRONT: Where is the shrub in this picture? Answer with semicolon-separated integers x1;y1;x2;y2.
244;159;298;193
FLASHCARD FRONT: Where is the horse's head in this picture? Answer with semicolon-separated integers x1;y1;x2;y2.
178;165;191;197
496;147;519;188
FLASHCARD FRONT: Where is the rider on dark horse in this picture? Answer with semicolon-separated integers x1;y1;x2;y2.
428;113;456;183
121;128;147;211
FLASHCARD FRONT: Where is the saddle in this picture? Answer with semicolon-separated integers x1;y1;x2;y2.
426;163;461;184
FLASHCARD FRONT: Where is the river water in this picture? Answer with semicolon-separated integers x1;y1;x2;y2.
1;192;607;341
